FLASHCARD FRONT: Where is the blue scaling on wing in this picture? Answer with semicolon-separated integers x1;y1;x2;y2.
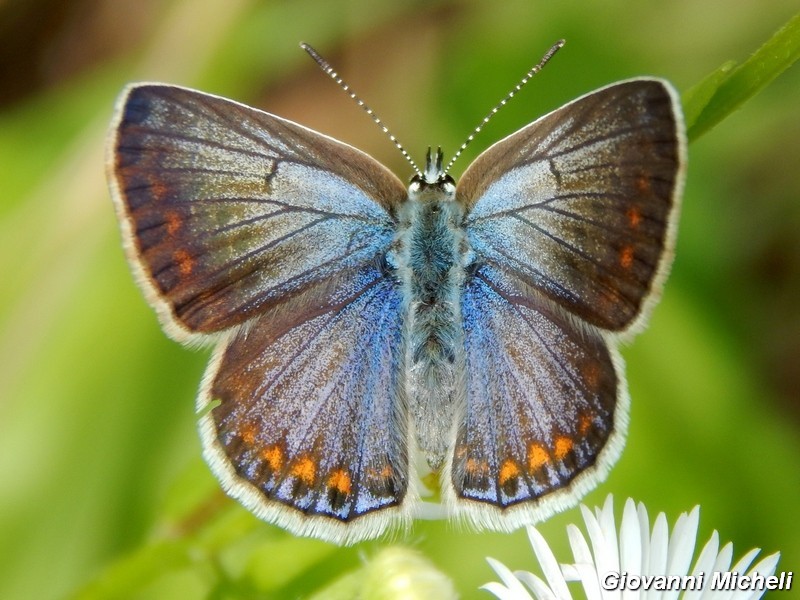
451;263;618;510
205;262;408;526
110;84;407;336
457;80;682;331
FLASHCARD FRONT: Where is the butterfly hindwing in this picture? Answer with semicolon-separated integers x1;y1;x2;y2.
458;79;685;333
107;84;407;342
447;264;623;528
201;263;411;544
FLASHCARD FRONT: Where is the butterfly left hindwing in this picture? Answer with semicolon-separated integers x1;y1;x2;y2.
445;263;622;529
203;263;412;544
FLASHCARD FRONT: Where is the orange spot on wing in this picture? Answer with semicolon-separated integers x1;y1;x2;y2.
583;362;602;391
627;205;642;228
149;178;169;202
174;249;194;276
328;469;352;496
367;464;394;480
499;459;520;485
620;245;635;269
466;458;489;475
635;174;650;194
290;456;316;485
261;445;283;471
240;424;256;445
165;211;182;235
554;436;574;460
528;444;550;471
579;413;593;436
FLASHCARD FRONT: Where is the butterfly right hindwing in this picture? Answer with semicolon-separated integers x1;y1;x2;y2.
445;263;623;529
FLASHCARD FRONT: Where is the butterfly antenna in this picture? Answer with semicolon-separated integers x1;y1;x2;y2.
301;43;423;177
444;39;565;175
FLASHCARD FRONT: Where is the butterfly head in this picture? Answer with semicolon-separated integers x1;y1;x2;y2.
409;147;456;201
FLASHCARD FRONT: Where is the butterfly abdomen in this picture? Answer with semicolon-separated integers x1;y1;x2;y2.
391;194;470;469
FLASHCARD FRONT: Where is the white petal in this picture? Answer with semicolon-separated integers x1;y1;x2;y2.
581;502;619;600
567;523;594;566
515;570;566;600
620;499;643;574
571;561;606;600
712;542;734;574
561;564;582;582
527;526;571;598
481;581;533;600
647;512;669;578
637;502;651;578
667;507;699;574
729;547;761;577
741;551;780;600
619;499;643;600
599;495;621;574
662;507;699;600
683;530;719;600
484;557;535;599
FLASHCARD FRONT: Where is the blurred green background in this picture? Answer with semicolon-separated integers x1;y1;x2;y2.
1;0;798;598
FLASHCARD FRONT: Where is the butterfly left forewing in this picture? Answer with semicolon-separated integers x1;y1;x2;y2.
108;84;406;343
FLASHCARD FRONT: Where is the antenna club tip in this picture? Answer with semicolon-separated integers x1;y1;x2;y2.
301;42;321;60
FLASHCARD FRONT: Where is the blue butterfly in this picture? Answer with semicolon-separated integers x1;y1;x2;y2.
107;44;685;545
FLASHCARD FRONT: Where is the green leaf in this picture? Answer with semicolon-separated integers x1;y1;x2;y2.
684;11;800;140
682;60;737;132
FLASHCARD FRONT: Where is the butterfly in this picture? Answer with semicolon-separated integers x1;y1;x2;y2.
107;43;685;545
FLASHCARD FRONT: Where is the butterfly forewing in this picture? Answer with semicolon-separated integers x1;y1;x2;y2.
457;79;684;332
108;84;407;341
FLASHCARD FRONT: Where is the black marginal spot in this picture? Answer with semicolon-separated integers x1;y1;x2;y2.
327;487;349;511
366;474;398;499
291;479;312;499
460;459;491;493
500;476;519;498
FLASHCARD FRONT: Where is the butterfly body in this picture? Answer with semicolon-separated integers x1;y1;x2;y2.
392;154;470;469
108;75;685;545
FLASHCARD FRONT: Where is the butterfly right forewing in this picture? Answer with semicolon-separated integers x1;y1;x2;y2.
458;79;685;333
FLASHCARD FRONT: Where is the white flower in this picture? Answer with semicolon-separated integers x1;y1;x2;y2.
482;495;781;600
